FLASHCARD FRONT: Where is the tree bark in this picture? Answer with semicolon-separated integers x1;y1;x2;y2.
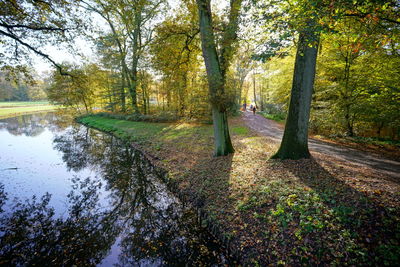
344;105;354;137
197;0;241;156
272;27;319;160
120;68;126;112
253;70;257;107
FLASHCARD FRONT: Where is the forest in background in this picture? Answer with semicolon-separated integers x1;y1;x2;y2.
1;0;399;141
0;72;48;101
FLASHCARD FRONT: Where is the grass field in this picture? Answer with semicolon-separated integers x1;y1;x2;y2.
0;101;50;107
0;101;57;119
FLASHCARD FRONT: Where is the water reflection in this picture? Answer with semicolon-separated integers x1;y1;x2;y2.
0;112;72;136
0;115;228;266
0;179;115;266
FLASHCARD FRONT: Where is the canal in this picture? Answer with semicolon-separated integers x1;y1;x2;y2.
0;112;229;266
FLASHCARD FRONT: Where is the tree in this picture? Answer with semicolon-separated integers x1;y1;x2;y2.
271;0;400;159
196;0;243;156
85;0;166;113
150;1;202;117
96;33;128;112
0;71;47;101
310;18;400;138
232;45;253;107
47;64;109;112
272;17;320;159
0;0;84;77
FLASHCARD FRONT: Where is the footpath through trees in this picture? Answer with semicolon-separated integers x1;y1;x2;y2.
243;110;400;179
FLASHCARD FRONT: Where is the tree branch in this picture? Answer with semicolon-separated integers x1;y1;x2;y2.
0;22;69;32
219;0;243;79
345;13;400;25
0;29;70;76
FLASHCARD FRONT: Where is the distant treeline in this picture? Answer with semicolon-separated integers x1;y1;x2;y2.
0;72;48;101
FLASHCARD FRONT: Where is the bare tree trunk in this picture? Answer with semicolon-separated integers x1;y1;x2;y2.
272;26;320;160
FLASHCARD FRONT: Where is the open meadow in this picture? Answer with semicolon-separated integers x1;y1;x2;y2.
0;101;57;119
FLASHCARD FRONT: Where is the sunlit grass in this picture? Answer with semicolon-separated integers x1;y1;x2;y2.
231;126;249;135
78;116;170;142
0;102;57;119
258;111;286;123
0;101;50;107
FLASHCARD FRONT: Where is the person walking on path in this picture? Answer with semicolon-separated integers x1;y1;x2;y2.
252;105;256;115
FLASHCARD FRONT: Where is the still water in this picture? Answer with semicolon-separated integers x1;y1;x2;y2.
0;113;228;266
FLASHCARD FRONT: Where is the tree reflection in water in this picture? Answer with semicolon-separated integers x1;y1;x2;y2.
0;124;228;266
0;112;73;136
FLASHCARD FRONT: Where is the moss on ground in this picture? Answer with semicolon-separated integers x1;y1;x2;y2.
77;114;400;266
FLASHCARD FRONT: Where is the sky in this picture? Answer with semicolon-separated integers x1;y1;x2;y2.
33;38;95;75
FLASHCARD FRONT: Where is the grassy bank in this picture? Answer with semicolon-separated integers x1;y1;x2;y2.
78;114;400;266
258;111;286;123
0;101;57;119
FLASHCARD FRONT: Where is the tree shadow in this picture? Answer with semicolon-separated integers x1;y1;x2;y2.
281;156;400;265
308;138;400;183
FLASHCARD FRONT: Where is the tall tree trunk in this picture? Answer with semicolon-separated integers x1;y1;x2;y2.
146;88;150;114
344;105;354;137
126;9;142;114
343;50;354;137
81;96;89;113
179;71;188;116
377;122;384;137
272;27;320;160
197;0;239;156
142;85;147;115
197;0;242;156
105;73;114;111
236;79;242;107
253;70;257;107
120;69;126;112
128;58;139;113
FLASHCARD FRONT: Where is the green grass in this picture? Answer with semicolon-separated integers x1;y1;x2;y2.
0;102;57;119
78;116;171;143
231;126;249;135
344;136;400;146
78;115;217;150
258;111;286;123
78;115;217;155
0;101;50;107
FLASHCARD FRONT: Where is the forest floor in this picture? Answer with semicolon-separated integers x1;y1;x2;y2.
78;113;400;266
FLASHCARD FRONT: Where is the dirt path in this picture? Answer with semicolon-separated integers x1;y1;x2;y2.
242;111;400;179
